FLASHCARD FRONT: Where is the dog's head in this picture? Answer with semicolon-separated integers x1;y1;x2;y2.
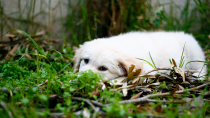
73;40;143;81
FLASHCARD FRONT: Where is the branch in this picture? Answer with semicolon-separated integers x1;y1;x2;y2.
0;101;13;118
144;68;173;75
119;82;210;104
71;97;105;108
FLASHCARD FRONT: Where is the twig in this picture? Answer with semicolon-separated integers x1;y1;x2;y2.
84;99;97;112
71;97;105;108
0;84;48;93
119;82;210;104
37;79;48;86
146;99;183;103
145;114;166;118
144;68;173;75
0;87;29;93
0;101;13;118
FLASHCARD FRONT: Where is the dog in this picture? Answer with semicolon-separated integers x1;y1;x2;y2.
73;31;207;81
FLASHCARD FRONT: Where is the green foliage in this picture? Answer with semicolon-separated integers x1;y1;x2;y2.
104;101;136;117
0;59;34;80
61;70;103;94
158;81;168;89
76;70;103;92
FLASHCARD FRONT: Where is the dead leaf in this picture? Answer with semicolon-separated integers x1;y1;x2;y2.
174;67;185;82
139;75;155;78
138;88;151;92
9;29;25;35
172;58;177;67
128;64;135;75
5;44;19;61
122;69;141;83
147;82;160;88
129;92;143;100
91;90;100;96
5;34;15;38
178;85;184;91
122;82;128;96
116;84;138;90
156;105;162;113
171;84;179;94
157;73;174;80
132;77;140;84
134;69;141;76
181;81;190;85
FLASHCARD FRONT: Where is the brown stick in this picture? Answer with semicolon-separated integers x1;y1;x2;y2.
119;82;210;104
72;97;105;108
144;68;173;75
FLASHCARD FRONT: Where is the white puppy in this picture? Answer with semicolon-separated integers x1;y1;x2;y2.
73;32;206;81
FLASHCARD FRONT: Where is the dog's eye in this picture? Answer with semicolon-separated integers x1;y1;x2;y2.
98;66;107;71
84;59;89;64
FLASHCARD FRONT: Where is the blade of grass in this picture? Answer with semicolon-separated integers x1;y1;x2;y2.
26;0;33;32
179;43;186;68
149;52;157;69
136;58;155;69
81;0;91;41
169;59;172;64
59;0;66;42
58;63;72;73
185;60;206;67
13;29;45;83
194;0;210;25
67;0;79;46
0;21;7;39
11;29;45;56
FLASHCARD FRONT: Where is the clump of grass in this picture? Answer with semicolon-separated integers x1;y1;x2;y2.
0;59;34;81
61;70;103;94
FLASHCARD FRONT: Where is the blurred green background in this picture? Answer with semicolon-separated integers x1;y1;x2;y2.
0;0;210;48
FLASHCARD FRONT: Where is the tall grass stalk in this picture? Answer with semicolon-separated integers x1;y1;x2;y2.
179;43;186;68
59;1;65;41
67;0;79;46
19;30;45;83
149;52;157;69
194;0;210;25
81;0;91;41
137;58;155;69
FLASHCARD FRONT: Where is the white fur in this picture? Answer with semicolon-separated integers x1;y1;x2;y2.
73;31;207;81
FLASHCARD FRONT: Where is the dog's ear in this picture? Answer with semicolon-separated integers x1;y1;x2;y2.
118;56;143;76
73;45;83;73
